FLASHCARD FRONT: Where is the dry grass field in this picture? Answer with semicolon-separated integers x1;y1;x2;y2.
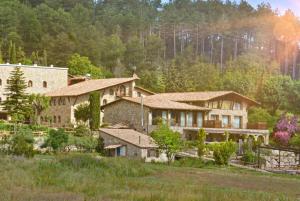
0;154;299;201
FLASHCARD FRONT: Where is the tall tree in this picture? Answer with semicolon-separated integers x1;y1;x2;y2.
2;67;30;122
28;94;50;125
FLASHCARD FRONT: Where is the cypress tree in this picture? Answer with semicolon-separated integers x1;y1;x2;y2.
2;67;30;122
89;91;101;130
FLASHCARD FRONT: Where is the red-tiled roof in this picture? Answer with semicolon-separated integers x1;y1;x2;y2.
149;91;259;105
46;77;138;97
103;96;210;111
100;128;157;148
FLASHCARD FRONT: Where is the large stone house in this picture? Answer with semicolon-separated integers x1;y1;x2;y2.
43;74;152;127
102;91;270;144
0;63;68;119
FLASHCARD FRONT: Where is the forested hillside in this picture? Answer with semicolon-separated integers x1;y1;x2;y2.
1;0;300;114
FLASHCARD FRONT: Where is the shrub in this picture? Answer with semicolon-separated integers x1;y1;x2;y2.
45;129;68;152
67;135;97;152
248;107;276;129
211;141;236;165
74;124;90;137
274;131;290;146
10;127;35;158
289;134;300;149
197;129;206;157
241;150;257;164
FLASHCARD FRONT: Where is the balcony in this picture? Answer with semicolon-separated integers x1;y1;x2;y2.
203;120;222;128
247;122;268;130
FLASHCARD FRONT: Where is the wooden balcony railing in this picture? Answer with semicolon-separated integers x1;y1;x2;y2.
204;120;222;128
247;122;268;130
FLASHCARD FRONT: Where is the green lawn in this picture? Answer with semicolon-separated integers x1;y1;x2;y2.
0;154;299;201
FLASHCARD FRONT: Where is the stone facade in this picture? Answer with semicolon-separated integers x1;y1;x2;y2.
0;64;68;119
43;80;151;127
103;100;150;132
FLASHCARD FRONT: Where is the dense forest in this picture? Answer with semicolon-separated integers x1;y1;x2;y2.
1;0;300;114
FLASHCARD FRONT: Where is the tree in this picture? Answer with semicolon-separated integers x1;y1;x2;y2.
258;76;292;114
8;41;17;63
101;34;126;72
67;53;103;78
45;128;69;152
2;67;30;122
89;91;100;130
151;124;182;164
197;128;206;158
96;135;105;154
10;127;35;158
74;103;90;123
28;94;50;125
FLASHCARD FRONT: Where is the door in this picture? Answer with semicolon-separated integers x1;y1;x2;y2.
186;112;193;127
233;116;242;129
180;112;185;127
197;112;203;127
222;115;230;128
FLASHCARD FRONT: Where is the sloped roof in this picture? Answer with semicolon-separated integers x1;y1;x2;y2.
103;96;210;111
100;128;157;148
46;77;138;97
149;91;259;105
134;86;156;95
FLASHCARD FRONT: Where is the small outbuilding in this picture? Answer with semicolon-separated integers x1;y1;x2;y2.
99;128;166;162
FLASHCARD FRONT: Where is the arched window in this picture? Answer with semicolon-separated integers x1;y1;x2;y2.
6;80;10;84
120;85;126;96
109;89;114;95
0;79;2;86
103;99;107;105
0;97;2;103
53;116;57;123
43;81;47;88
28;80;33;87
58;116;61;123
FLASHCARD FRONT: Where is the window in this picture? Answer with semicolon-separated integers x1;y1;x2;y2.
62;98;66;105
0;79;2;86
180;112;185;127
0;97;2;103
43;81;47;88
162;111;167;124
109;89;114;95
211;115;219;120
53;98;56;106
222;115;230;128
103;99;107;105
120;85;126;96
186;112;193;127
53;116;57;123
137;92;141;97
58;116;61;123
28;80;33;87
221;100;233;110
197;112;203;127
6;80;10;84
233;102;242;110
233;116;242;129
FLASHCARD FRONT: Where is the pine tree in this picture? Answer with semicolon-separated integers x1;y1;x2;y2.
2;67;30;122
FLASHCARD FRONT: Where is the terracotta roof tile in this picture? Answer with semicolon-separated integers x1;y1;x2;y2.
100;128;157;148
149;91;259;105
46;77;138;97
120;97;210;111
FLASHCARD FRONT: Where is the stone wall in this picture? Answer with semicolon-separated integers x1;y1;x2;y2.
103;100;150;133
262;150;300;169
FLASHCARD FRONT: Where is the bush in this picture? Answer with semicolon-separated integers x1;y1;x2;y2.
241;150;257;164
74;124;90;137
95;136;105;154
74;103;90;123
248;107;277;129
67;135;97;152
211;141;236;165
10;127;35;158
290;134;300;149
45;129;68;152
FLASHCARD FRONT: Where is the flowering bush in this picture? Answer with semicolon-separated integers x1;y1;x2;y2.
275;115;298;134
273;115;298;146
274;131;290;146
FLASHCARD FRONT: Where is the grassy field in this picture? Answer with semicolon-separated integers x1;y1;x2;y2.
0;154;299;201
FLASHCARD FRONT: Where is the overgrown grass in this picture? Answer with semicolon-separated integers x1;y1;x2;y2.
0;153;299;201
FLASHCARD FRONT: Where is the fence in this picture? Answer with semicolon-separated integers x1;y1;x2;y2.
257;146;300;170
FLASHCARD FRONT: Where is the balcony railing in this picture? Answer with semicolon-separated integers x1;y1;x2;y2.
247;122;268;130
203;120;222;128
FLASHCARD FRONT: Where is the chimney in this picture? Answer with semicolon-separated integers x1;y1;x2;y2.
50;64;54;68
18;63;21;65
33;64;37;67
85;73;91;80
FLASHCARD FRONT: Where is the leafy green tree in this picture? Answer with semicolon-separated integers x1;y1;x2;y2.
45;128;69;152
89;91;100;130
151;124;182;164
258;76;292;114
124;36;144;68
67;53;103;78
101;34;126;72
211;141;236;165
248;107;277;129
197;129;206;158
74;103;90;123
2;67;30;122
96;135;105;154
28;94;50;125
